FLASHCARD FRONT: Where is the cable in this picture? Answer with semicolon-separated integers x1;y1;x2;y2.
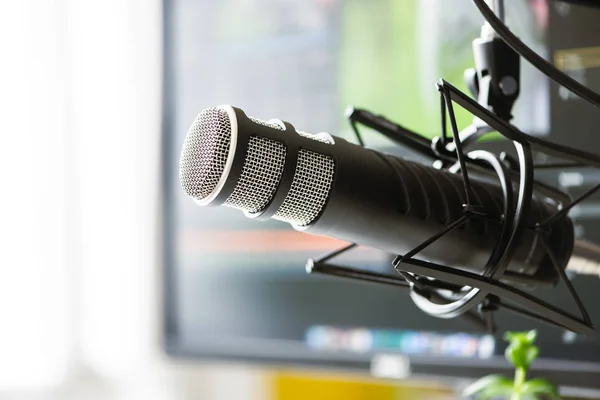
472;0;600;109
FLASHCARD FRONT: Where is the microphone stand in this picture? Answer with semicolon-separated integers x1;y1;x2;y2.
306;0;599;335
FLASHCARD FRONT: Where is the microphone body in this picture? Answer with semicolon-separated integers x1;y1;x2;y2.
179;106;574;284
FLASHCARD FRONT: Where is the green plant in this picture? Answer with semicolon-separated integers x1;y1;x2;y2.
463;330;560;400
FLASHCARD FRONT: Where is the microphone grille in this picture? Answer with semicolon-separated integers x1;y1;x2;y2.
224;136;286;213
248;116;284;131
272;149;335;226
179;108;232;201
180;107;335;227
221;116;334;225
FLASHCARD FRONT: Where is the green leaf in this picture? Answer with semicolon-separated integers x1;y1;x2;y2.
475;384;515;400
463;374;514;398
505;343;539;369
521;378;560;399
523;346;539;367
504;330;538;346
504;331;521;342
525;330;538;343
505;345;518;367
505;345;523;369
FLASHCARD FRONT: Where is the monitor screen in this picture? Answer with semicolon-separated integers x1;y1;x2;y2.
162;0;600;388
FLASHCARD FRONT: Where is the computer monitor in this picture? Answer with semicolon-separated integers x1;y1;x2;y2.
162;0;600;389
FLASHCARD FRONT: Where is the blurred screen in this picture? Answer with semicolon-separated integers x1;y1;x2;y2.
163;0;600;385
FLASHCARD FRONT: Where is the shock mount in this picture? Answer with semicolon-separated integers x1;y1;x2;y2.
306;0;600;335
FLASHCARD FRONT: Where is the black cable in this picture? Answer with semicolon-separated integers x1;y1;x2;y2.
472;0;600;109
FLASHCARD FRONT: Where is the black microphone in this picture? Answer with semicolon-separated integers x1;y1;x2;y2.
179;105;578;285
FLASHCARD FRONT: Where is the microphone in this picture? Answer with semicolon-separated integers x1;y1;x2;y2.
179;105;591;285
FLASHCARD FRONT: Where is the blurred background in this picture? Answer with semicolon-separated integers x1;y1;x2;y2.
2;0;600;399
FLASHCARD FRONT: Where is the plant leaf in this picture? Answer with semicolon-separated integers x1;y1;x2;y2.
505;345;518;368
504;330;538;346
525;330;538;343
505;344;528;368
504;331;522;342
463;374;513;398
476;384;515;400
523;346;539;367
505;343;539;369
521;378;560;399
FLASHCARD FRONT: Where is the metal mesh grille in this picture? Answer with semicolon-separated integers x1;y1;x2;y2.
179;108;231;201
224;136;286;213
249;116;284;131
297;130;334;144
273;149;335;226
249;116;332;144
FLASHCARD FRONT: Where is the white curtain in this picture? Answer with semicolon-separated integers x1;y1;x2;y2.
0;0;70;388
0;0;163;390
1;2;274;398
65;0;162;379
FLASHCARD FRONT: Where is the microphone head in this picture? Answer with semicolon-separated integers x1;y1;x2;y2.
179;107;236;204
179;105;336;227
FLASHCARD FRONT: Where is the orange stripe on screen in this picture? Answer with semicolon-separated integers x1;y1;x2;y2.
178;229;350;253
